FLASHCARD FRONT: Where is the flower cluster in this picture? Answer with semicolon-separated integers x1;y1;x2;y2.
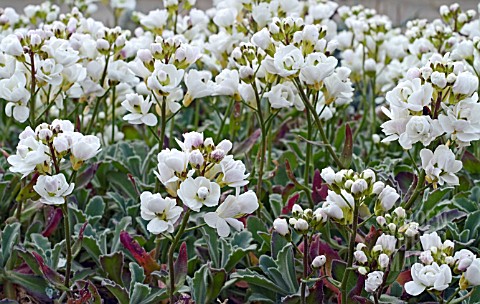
7;119;100;204
405;232;480;296
141;131;258;237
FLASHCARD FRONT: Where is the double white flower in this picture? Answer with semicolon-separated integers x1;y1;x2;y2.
140;191;183;234
33;173;74;205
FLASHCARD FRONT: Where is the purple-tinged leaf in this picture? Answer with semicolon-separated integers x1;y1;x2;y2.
174;242;188;289
42;208;63;237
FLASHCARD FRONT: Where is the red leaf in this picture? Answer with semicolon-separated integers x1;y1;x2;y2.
312;169;328;204
120;231;160;275
340;124;353;168
282;192;299;214
173;242;188;287
42;208;63;237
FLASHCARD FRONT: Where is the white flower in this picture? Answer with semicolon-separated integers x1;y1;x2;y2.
204;191;258;237
378;254;390;269
155;148;189;195
377;185;400;211
42;38;79;67
420;250;434;265
0;34;23;56
140;191;183;234
386;78;433;112
36;59;64;86
351;179;368;194
213;8;237;27
372;181;385;195
184;70;214;106
71;135;101;161
431;72;447;88
251;28;272;50
273;218;289;236
365;271;384;293
294;218;309;231
33;174;74;205
354;250;368;264
212;69;239;97
420;232;442;252
323;67;354;106
312;255;326;268
108;60;137;85
322;190;354;220
375;234;397;255
453;72;478;96
140;9;168;29
266;45;304;77
8;137;49;178
398;116;442;149
405;263;452;296
177;177;220;212
465;259;480;286
321;167;336;184
420;145;462;186
147;63;184;94
454;249;476;271
176;131;203;151
300;53;337;89
121;93;157;126
264;82;303;110
220;156;249;188
111;0;136;10
0;72;30;104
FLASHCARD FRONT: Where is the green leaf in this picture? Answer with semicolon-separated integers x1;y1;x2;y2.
100;251;125;286
462;151;480;174
102;279;129;304
206;268;227;303
4;271;49;299
275;244;298;292
85;196;105;219
201;226;219;268
111;217;132;254
271;231;289;260
422;187;453;217
465;210;480;239
130;282;151;303
386;245;406;285
331;260;357;293
30;233;51;253
230;269;287;294
1;222;21;267
129;262;145;294
189;264;208;304
82;236;103;264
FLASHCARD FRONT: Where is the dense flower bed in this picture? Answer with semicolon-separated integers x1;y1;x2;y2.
0;0;480;303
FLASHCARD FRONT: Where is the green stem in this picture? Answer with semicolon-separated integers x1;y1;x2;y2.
252;83;267;216
111;85;116;143
404;170;426;210
294;79;345;169
62;203;72;288
29;51;36;125
301;235;309;304
154;235;162;261
341;200;359;304
167;209;191;302
215;98;234;143
160;97;167;150
305;104;313;208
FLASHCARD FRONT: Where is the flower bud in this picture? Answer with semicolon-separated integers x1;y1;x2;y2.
189;150;204;168
294;218;309;231
378;253;389;268
273;218;289;236
312;255;326;268
354;250;368;264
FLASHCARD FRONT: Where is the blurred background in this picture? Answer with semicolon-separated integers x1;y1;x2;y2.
1;0;479;25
